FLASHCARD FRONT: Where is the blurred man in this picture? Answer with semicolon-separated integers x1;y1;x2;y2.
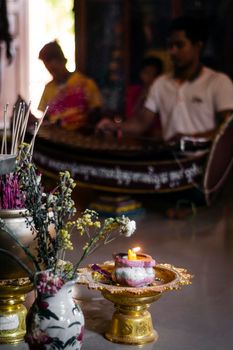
97;16;233;141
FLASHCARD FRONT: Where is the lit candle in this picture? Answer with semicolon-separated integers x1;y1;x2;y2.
128;249;137;260
128;247;140;260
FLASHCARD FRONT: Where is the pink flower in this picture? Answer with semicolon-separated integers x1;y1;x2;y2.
39;272;49;282
77;326;84;342
25;330;52;345
36;272;64;296
38;300;49;310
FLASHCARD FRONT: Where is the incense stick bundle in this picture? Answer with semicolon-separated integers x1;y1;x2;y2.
0;101;48;176
1;102;47;158
0;102;48;208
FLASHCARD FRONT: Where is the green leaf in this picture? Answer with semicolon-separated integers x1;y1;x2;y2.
72;305;81;315
64;336;77;347
38;308;59;320
49;337;64;350
68;321;81;328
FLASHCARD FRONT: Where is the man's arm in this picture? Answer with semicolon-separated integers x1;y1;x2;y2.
96;107;155;137
122;107;156;135
217;110;233;123
194;110;233;139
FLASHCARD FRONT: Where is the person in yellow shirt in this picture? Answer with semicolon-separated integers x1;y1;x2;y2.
38;40;103;130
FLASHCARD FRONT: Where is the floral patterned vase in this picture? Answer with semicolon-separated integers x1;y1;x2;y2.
25;271;84;350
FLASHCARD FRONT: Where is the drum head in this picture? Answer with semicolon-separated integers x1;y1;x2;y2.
203;115;233;205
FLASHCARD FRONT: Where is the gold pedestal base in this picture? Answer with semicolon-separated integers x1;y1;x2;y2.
102;290;161;345
78;263;193;345
0;278;33;344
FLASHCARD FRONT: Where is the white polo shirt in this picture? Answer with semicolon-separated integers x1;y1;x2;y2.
145;67;233;140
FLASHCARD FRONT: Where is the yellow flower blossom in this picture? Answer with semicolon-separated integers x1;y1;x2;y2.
59;229;73;250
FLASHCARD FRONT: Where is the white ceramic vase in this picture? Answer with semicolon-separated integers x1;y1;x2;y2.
25;276;84;350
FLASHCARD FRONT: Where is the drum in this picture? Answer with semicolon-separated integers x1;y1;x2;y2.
32;126;209;193
203;115;233;205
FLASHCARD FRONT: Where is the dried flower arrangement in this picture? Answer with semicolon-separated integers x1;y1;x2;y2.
0;104;136;291
0;144;136;289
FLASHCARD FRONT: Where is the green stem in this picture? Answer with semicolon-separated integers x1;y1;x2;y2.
71;246;89;279
0;221;40;271
71;231;104;279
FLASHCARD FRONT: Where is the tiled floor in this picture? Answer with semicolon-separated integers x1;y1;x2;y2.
1;177;233;350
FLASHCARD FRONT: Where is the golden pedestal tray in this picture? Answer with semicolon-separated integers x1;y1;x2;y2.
0;278;33;344
78;262;193;345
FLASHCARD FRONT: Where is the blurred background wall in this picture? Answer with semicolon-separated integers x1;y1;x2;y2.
1;0;233;125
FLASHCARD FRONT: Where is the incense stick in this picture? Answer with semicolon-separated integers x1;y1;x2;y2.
10;106;16;154
29;106;48;160
4;104;8;154
1;105;8;154
30;122;38;161
21;101;31;145
12;102;22;154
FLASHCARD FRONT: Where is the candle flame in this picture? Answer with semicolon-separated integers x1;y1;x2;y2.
132;247;140;253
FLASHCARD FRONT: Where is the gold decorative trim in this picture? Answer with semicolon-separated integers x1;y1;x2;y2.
78;261;193;345
77;262;193;296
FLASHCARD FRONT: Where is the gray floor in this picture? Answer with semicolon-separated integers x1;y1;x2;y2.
1;178;233;350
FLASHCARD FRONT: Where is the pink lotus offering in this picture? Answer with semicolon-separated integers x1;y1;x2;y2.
112;248;156;287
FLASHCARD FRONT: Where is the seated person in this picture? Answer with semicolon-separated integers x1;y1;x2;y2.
125;56;163;120
97;16;233;143
38;40;103;130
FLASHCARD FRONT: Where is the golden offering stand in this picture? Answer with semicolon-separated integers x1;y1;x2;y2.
0;209;36;344
102;289;161;344
78;262;193;345
0;278;33;344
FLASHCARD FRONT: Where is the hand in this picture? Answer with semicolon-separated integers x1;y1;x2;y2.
95;118;118;135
